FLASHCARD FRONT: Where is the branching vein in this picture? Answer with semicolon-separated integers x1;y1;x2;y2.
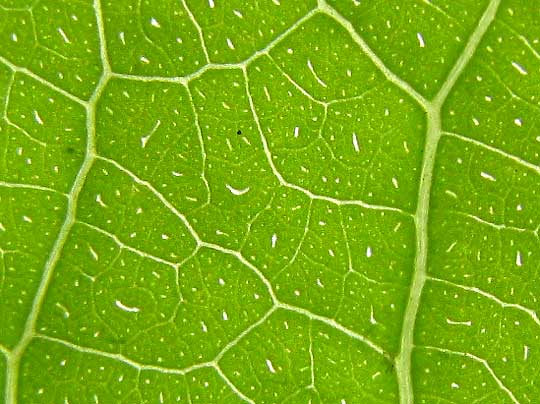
395;1;502;404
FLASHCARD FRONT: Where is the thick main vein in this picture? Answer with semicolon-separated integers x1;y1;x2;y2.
3;79;100;404
3;1;111;403
394;1;502;404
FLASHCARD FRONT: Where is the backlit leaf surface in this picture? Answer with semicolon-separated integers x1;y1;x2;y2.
1;0;539;403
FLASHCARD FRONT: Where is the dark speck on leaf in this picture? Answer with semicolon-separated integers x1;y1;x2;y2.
66;147;75;154
236;129;242;135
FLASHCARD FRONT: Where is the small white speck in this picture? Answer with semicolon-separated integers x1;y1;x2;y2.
392;177;399;188
294;126;300;138
226;184;250;196
263;86;271;101
352;132;360;152
514;118;522;127
366;246;372;258
480;171;496;181
11;33;18;42
271;233;278;248
451;382;459;389
416;32;425;48
208;0;215;8
140;119;161;148
511;61;528;75
516;250;523;267
222;311;228;320
33;110;44;125
150;18;161;28
266;359;276;373
96;194;107;207
226;38;235;50
403;140;410;153
446;318;472;326
369;305;377;324
57;27;71;43
55;302;70;319
233;9;243;18
140;56;150;64
89;246;99;261
115;300;140;313
445;189;457;198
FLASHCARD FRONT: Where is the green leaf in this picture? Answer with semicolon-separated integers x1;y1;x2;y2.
1;0;539;403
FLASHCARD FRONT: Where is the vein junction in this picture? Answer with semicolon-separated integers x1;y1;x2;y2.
394;1;502;404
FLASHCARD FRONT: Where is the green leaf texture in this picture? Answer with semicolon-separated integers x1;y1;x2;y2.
1;0;539;403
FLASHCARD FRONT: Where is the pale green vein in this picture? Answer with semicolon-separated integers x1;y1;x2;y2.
214;307;278;363
200;240;279;306
453;211;538;235
4;60;100;404
0;344;9;357
93;0;111;75
243;67;412;217
433;0;502;108
36;334;211;375
0;181;67;197
418;345;520;404
76;220;181;269
421;0;460;25
266;55;325;106
96;154;203;245
268;53;383;107
5;120;46;148
180;0;211;64
444;131;540;175
0;56;87;107
427;276;540;326
307;320;316;391
184;84;211;207
215;365;256;404
395;1;501;404
317;0;429;109
3;1;110;402
278;302;391;361
110;7;319;86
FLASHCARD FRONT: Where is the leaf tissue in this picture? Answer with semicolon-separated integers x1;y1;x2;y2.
1;0;539;403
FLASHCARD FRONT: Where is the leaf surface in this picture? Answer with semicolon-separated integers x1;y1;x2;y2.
1;1;539;403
